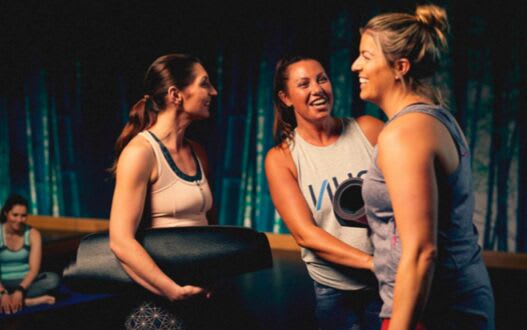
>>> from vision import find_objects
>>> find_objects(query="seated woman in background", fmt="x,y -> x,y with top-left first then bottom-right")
0,194 -> 60,314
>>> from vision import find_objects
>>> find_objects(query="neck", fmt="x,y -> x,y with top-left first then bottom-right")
149,107 -> 192,151
295,116 -> 340,146
379,90 -> 433,120
3,223 -> 23,235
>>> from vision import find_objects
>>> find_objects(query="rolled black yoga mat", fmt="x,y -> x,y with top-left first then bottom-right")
63,226 -> 273,293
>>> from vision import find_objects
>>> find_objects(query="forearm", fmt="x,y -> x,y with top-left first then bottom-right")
296,226 -> 373,270
18,269 -> 40,290
111,238 -> 177,297
389,252 -> 436,329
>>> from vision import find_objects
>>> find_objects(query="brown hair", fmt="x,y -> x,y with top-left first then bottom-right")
1,194 -> 28,223
361,4 -> 449,104
272,54 -> 322,146
111,53 -> 201,171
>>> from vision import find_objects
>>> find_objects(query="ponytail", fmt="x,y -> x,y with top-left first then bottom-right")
114,96 -> 159,156
109,53 -> 202,173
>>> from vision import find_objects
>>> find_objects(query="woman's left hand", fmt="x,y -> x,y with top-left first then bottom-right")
9,291 -> 24,313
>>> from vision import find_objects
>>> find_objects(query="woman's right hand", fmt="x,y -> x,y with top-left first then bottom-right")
168,284 -> 209,301
1,293 -> 13,314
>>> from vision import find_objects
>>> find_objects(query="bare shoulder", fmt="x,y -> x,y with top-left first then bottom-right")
116,135 -> 156,177
29,227 -> 41,241
378,113 -> 437,160
381,112 -> 439,142
265,143 -> 296,176
355,114 -> 384,127
265,143 -> 290,166
355,115 -> 385,146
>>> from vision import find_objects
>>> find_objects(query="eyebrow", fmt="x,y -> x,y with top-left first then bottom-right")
294,72 -> 326,82
293,77 -> 309,83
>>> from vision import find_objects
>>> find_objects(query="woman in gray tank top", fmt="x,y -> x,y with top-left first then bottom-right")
351,4 -> 494,330
265,54 -> 384,330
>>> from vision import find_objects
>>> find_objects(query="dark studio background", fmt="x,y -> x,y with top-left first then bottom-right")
0,0 -> 526,252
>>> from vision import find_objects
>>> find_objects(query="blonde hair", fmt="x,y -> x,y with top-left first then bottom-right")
362,4 -> 449,104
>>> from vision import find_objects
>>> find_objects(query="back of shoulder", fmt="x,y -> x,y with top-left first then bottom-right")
116,135 -> 156,176
354,115 -> 384,146
119,136 -> 156,165
378,113 -> 438,151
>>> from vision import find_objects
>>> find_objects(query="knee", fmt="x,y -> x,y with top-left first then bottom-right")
40,272 -> 61,290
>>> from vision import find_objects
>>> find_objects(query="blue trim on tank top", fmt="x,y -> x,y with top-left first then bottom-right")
0,224 -> 30,251
146,131 -> 202,182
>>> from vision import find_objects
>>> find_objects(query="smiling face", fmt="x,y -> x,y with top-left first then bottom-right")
279,59 -> 333,125
179,63 -> 218,119
4,204 -> 27,232
351,31 -> 398,107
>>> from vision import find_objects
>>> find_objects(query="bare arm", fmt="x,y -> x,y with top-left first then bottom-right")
20,228 -> 42,289
265,146 -> 373,270
3,228 -> 42,313
109,138 -> 205,301
355,115 -> 385,146
378,117 -> 439,329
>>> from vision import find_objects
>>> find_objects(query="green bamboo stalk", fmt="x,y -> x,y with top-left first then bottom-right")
24,84 -> 38,214
50,92 -> 64,216
0,97 -> 10,203
38,70 -> 51,215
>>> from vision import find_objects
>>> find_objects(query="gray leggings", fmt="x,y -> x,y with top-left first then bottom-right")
3,272 -> 60,298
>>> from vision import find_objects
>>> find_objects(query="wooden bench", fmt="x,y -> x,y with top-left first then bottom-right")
27,215 -> 527,271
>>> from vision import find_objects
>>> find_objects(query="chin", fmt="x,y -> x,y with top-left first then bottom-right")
195,112 -> 210,120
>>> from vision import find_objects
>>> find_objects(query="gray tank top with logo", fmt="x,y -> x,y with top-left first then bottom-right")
290,118 -> 377,291
363,104 -> 494,325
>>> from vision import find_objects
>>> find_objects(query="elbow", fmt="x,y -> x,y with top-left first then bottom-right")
294,234 -> 308,249
109,236 -> 128,260
291,230 -> 316,249
418,245 -> 437,268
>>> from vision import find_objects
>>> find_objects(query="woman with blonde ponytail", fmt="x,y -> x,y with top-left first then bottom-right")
108,53 -> 218,328
352,4 -> 494,330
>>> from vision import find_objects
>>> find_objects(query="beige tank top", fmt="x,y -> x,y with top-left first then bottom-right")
138,131 -> 212,228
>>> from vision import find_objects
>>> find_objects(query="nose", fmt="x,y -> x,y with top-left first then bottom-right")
210,85 -> 218,96
311,82 -> 324,94
351,57 -> 361,73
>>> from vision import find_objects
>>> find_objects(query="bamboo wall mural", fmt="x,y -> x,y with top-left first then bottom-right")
1,0 -> 525,252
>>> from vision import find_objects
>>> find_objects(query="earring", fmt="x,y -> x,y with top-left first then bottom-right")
395,75 -> 400,80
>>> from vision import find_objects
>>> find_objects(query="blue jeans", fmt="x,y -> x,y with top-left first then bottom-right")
314,281 -> 382,330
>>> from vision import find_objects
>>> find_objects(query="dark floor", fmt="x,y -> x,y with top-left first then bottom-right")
0,249 -> 317,330
1,234 -> 525,330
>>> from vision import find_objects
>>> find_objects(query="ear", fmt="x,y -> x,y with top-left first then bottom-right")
394,58 -> 411,80
167,86 -> 183,105
278,90 -> 292,107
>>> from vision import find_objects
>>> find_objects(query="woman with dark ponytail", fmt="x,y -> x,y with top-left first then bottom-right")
108,53 -> 218,329
266,55 -> 384,329
352,4 -> 494,329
